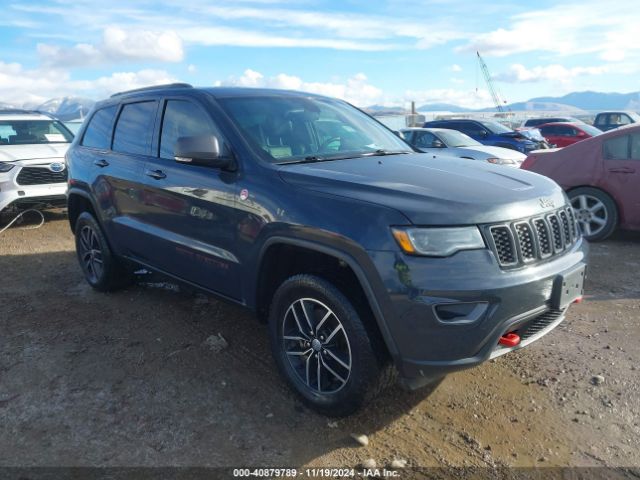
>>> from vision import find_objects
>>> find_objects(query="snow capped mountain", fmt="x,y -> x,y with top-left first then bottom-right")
35,96 -> 96,121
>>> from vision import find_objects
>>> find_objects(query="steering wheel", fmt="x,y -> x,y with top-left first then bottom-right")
319,137 -> 341,151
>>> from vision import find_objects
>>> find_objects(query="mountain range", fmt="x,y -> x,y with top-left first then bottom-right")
2,90 -> 640,120
414,90 -> 640,113
34,96 -> 95,121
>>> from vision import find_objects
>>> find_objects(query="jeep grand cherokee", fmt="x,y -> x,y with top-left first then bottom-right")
66,84 -> 588,416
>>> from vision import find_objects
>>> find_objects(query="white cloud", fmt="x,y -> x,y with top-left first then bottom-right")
217,70 -> 383,106
102,27 -> 183,62
187,64 -> 197,73
180,26 -> 396,51
495,63 -> 609,84
0,61 -> 177,105
460,2 -> 640,62
450,64 -> 462,72
38,27 -> 183,66
73,69 -> 179,97
188,5 -> 460,50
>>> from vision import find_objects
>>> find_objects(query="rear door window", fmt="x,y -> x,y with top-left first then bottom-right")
603,135 -> 629,160
112,101 -> 157,155
81,105 -> 117,149
540,125 -> 556,136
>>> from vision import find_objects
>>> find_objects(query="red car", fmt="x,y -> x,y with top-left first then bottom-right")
537,122 -> 602,148
521,124 -> 640,241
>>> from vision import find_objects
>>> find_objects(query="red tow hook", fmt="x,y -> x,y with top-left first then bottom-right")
499,332 -> 521,347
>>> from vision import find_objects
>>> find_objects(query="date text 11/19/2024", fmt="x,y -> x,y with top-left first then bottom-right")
233,468 -> 402,477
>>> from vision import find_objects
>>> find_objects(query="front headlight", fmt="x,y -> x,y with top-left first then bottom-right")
0,163 -> 15,173
391,226 -> 486,257
486,157 -> 515,165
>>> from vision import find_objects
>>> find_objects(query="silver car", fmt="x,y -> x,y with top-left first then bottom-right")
402,128 -> 526,167
0,110 -> 72,216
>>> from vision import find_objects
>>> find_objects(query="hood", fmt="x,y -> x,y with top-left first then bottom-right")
0,144 -> 69,163
279,154 -> 566,225
456,145 -> 527,161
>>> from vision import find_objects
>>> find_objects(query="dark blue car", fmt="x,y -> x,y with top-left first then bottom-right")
423,119 -> 539,153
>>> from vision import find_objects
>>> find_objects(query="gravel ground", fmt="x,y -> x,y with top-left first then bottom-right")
0,212 -> 638,474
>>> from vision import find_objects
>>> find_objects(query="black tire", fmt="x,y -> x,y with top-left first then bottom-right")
568,187 -> 618,241
268,274 -> 394,417
74,211 -> 133,291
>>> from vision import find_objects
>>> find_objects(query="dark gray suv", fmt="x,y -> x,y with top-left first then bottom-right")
66,84 -> 588,416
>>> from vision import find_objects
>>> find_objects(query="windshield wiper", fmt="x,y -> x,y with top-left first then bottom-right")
358,149 -> 413,157
276,150 -> 412,165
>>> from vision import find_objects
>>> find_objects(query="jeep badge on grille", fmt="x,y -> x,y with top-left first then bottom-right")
539,197 -> 555,209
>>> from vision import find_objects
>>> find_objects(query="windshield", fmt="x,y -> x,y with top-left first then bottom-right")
478,120 -> 512,134
217,95 -> 413,164
580,124 -> 603,136
436,129 -> 482,147
0,120 -> 73,145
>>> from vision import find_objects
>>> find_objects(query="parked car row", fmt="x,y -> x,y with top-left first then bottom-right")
401,127 -> 525,167
421,118 -> 547,153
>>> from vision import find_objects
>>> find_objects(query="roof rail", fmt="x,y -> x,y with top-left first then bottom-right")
0,108 -> 36,114
0,108 -> 64,121
110,83 -> 193,98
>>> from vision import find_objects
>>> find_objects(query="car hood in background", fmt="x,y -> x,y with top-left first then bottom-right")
279,153 -> 565,225
0,144 -> 69,163
455,145 -> 527,161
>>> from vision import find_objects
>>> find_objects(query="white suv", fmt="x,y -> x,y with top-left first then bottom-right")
0,110 -> 73,216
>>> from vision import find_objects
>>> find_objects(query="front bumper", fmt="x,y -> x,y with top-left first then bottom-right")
366,238 -> 588,388
0,164 -> 67,212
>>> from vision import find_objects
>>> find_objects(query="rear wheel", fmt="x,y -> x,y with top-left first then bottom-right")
568,187 -> 617,241
268,274 -> 394,416
74,212 -> 133,291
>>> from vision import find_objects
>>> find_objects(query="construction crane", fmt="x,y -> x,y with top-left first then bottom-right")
476,51 -> 509,113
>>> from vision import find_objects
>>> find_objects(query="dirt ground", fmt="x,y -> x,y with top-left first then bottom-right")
0,212 -> 638,474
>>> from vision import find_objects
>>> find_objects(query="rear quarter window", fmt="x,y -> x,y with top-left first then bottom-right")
81,106 -> 118,149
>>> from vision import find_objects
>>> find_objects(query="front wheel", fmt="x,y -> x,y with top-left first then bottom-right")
74,212 -> 133,291
268,274 -> 393,416
568,187 -> 618,241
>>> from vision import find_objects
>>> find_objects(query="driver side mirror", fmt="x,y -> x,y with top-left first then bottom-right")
432,139 -> 445,148
174,135 -> 235,170
478,130 -> 489,138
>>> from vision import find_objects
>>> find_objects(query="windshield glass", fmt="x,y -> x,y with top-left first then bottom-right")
0,120 -> 73,145
478,120 -> 512,134
580,124 -> 603,136
436,129 -> 482,147
217,95 -> 413,164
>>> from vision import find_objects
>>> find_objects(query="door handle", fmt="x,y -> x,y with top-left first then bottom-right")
145,169 -> 167,180
609,167 -> 635,174
94,159 -> 109,168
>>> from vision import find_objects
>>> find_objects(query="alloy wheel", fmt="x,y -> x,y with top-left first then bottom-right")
282,298 -> 352,394
571,194 -> 608,237
78,225 -> 104,283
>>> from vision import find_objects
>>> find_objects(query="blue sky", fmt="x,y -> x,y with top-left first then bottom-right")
0,0 -> 638,108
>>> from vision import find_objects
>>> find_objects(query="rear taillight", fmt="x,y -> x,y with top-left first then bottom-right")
520,156 -> 537,170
